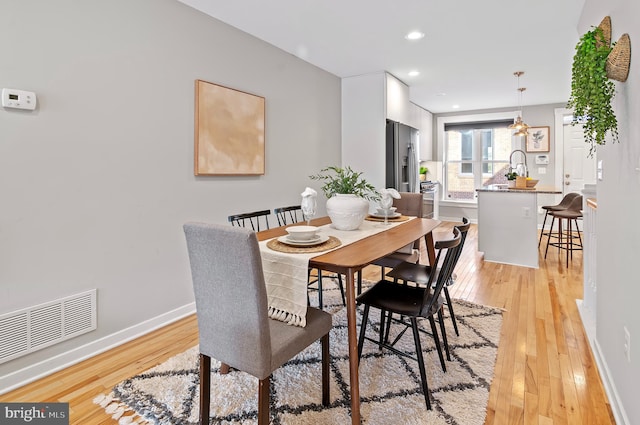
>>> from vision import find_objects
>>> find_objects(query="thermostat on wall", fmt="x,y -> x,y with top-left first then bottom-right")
2,88 -> 37,110
535,154 -> 549,165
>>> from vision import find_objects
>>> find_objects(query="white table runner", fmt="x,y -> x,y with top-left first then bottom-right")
259,218 -> 413,326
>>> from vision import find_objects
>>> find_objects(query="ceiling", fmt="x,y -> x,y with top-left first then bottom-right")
178,0 -> 585,114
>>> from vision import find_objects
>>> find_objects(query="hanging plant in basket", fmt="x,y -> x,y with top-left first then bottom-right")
567,19 -> 618,157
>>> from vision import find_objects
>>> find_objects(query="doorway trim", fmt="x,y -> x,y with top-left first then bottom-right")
554,107 -> 573,193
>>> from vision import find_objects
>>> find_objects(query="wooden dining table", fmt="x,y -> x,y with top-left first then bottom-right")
257,215 -> 441,424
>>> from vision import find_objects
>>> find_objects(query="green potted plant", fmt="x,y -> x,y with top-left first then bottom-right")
505,171 -> 518,180
419,166 -> 428,181
567,22 -> 618,156
505,171 -> 518,188
310,166 -> 379,200
310,166 -> 379,230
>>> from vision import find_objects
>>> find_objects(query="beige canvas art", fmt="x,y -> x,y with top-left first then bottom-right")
195,80 -> 265,175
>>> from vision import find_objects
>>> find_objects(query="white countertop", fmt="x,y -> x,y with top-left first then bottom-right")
476,184 -> 561,194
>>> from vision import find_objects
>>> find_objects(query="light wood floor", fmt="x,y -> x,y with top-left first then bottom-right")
0,222 -> 615,424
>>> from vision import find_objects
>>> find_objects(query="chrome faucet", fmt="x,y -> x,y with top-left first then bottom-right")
509,149 -> 529,177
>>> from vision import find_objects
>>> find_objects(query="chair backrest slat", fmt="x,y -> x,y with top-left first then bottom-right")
273,205 -> 303,226
419,228 -> 461,314
451,217 -> 470,272
228,209 -> 271,231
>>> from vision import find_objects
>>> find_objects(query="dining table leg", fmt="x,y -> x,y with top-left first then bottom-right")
345,268 -> 361,424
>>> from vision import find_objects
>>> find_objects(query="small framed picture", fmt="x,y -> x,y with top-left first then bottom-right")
526,126 -> 550,152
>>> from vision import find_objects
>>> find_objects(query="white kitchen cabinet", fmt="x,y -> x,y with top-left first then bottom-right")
408,102 -> 432,161
385,73 -> 410,124
477,185 -> 561,268
419,106 -> 433,161
408,101 -> 421,130
477,188 -> 539,268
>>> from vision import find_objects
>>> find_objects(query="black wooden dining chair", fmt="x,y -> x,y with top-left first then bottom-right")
273,205 -> 346,308
356,227 -> 462,411
274,205 -> 305,226
387,217 -> 470,337
228,210 -> 271,231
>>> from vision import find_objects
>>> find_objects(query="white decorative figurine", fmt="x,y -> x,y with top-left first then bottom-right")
377,188 -> 401,224
301,187 -> 317,226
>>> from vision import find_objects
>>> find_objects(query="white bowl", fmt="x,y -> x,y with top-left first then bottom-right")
376,207 -> 397,215
285,225 -> 319,241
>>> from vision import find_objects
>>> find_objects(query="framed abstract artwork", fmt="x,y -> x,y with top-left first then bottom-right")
194,80 -> 265,175
525,126 -> 550,152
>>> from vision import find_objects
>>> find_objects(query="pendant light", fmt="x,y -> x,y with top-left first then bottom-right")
508,71 -> 529,136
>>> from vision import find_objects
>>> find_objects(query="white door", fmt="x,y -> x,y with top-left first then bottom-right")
563,123 -> 596,194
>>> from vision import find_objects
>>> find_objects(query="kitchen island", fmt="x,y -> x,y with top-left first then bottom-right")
476,184 -> 562,268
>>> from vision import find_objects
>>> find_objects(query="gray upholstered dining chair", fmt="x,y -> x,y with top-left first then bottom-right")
183,222 -> 332,425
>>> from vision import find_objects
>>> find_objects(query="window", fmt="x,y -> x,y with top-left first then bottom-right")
443,119 -> 514,201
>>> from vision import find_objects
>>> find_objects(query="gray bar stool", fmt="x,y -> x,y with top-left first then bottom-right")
544,195 -> 583,266
538,192 -> 580,247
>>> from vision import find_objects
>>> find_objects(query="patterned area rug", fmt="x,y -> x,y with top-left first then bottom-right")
95,280 -> 503,424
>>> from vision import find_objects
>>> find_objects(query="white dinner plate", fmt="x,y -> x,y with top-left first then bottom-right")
277,234 -> 329,247
369,212 -> 402,219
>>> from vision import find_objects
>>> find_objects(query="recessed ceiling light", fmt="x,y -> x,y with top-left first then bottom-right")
452,104 -> 460,109
408,70 -> 420,77
405,31 -> 425,40
436,93 -> 447,97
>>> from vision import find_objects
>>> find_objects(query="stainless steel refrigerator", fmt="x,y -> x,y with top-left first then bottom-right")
385,119 -> 419,193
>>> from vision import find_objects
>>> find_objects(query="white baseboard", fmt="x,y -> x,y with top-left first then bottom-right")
438,215 -> 478,224
0,302 -> 196,395
587,327 -> 630,424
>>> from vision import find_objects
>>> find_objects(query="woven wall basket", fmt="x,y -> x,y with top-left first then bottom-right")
607,33 -> 631,82
597,16 -> 612,48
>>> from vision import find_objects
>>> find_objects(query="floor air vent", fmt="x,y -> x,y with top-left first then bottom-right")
0,289 -> 97,364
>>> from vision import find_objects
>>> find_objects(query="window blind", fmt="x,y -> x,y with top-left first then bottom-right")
444,119 -> 513,132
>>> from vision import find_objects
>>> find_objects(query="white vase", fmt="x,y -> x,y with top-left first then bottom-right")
326,194 -> 369,230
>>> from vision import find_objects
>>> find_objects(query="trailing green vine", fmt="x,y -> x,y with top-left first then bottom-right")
567,25 -> 618,156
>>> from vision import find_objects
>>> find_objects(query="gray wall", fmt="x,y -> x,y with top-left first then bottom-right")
0,0 -> 341,389
580,0 -> 639,423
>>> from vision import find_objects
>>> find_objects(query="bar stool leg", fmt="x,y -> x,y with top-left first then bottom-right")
558,218 -> 563,262
566,218 -> 571,267
544,216 -> 555,259
538,210 -> 549,247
